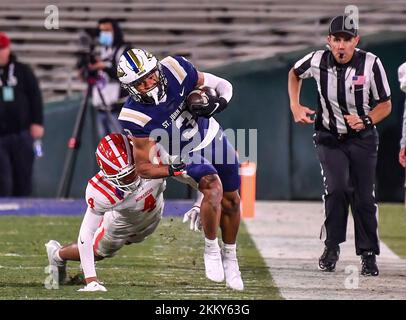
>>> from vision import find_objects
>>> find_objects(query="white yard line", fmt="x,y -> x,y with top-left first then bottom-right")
244,201 -> 406,300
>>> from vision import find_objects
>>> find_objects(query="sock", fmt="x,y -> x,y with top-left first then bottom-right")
54,249 -> 64,262
223,243 -> 237,258
205,237 -> 220,253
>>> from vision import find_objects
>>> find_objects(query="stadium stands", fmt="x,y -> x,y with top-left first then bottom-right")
1,0 -> 405,102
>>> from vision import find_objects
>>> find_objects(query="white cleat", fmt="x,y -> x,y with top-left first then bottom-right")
45,240 -> 67,284
78,281 -> 107,292
204,250 -> 225,283
222,254 -> 244,291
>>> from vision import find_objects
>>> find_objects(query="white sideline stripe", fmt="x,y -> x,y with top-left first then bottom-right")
0,265 -> 166,270
244,201 -> 406,300
0,203 -> 20,210
161,56 -> 186,84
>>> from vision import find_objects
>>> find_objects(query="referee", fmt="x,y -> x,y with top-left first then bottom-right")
288,15 -> 391,276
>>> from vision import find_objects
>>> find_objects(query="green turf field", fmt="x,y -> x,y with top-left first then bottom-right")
0,216 -> 281,300
379,204 -> 406,258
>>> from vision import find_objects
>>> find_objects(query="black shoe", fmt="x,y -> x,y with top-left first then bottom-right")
361,251 -> 379,276
318,246 -> 340,272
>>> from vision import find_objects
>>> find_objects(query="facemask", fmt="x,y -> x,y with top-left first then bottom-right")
99,31 -> 113,46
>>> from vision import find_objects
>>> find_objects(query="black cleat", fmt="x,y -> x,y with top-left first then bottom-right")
361,251 -> 379,276
318,246 -> 340,272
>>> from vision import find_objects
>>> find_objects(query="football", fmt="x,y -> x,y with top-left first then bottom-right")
186,86 -> 217,113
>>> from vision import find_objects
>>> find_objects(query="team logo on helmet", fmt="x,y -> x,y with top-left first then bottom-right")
117,66 -> 127,79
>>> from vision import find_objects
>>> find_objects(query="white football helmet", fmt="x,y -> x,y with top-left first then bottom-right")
117,48 -> 167,104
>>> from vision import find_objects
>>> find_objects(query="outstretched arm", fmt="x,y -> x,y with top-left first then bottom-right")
77,208 -> 103,284
130,136 -> 185,178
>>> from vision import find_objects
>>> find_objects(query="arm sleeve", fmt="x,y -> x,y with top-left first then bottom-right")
293,51 -> 315,79
77,207 -> 104,279
370,57 -> 391,103
202,72 -> 233,103
401,100 -> 406,148
24,65 -> 44,125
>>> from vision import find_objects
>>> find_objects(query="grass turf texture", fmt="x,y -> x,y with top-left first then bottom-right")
379,204 -> 406,258
0,216 -> 281,300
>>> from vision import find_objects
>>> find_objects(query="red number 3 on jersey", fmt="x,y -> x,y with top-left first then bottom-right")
143,194 -> 156,212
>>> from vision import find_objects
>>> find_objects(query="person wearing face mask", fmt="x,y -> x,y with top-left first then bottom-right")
0,32 -> 44,197
84,18 -> 130,140
288,15 -> 391,276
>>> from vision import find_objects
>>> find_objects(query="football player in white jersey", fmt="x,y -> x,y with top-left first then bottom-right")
45,133 -> 201,292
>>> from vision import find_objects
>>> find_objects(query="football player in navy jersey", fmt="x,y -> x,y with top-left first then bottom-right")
116,49 -> 243,291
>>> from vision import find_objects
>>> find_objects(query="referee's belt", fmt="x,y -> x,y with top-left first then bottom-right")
318,126 -> 373,141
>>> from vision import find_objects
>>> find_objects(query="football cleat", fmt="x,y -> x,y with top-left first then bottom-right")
45,240 -> 68,284
318,246 -> 340,272
78,281 -> 107,292
360,251 -> 379,276
222,249 -> 244,291
204,248 -> 224,283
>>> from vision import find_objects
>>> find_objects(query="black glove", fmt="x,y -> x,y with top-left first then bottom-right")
189,95 -> 228,118
168,161 -> 186,177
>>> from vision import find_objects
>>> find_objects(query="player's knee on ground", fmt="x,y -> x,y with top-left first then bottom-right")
199,175 -> 223,208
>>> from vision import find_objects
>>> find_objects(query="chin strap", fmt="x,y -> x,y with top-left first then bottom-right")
146,87 -> 160,105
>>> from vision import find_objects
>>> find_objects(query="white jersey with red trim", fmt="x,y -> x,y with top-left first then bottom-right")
85,171 -> 165,217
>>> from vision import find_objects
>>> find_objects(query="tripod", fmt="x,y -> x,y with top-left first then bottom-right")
57,79 -> 122,198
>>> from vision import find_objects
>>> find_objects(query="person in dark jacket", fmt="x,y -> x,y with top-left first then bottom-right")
81,18 -> 130,139
0,32 -> 44,196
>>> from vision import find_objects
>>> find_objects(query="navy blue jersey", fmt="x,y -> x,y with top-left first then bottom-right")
118,56 -> 220,155
118,56 -> 240,192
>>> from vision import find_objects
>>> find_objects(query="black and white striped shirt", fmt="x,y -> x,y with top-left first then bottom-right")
293,49 -> 391,134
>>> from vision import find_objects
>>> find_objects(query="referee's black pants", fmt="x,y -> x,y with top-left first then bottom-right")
313,127 -> 380,256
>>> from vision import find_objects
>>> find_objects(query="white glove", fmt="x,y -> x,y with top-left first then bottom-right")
78,281 -> 107,292
182,206 -> 202,232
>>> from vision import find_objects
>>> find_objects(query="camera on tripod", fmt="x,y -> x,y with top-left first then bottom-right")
76,29 -> 99,83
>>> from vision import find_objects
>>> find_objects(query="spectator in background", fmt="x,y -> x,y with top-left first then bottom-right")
397,62 -> 406,168
79,18 -> 130,139
0,32 -> 44,196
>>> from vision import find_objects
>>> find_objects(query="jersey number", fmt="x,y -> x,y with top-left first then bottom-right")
175,110 -> 198,140
143,194 -> 156,212
87,197 -> 95,209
